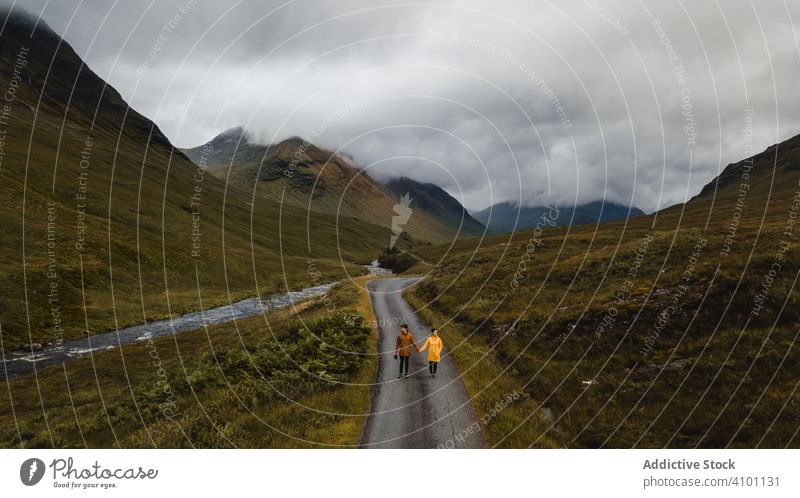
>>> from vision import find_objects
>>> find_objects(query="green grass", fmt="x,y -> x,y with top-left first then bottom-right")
405,290 -> 565,448
0,277 -> 381,448
399,139 -> 800,448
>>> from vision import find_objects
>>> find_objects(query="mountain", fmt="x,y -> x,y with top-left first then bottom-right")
472,200 -> 645,234
182,128 -> 482,244
382,177 -> 485,237
0,8 -> 390,349
668,132 -> 800,227
0,8 -> 174,150
401,131 -> 800,448
182,126 -> 266,172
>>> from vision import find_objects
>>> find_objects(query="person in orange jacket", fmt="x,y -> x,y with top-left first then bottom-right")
418,328 -> 443,378
394,324 -> 419,378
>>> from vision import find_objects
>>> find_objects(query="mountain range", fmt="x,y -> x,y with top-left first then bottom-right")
472,200 -> 645,234
181,127 -> 485,244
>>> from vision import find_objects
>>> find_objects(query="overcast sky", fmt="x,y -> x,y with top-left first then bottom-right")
5,0 -> 800,211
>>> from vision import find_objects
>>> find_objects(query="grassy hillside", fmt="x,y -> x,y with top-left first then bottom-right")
0,11 -> 390,350
403,133 -> 800,448
0,278 -> 381,448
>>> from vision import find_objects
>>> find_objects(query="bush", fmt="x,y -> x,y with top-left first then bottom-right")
186,312 -> 371,400
378,247 -> 418,273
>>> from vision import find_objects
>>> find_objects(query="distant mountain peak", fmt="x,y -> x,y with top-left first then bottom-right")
382,176 -> 485,237
280,135 -> 308,147
203,125 -> 249,149
473,199 -> 644,234
197,128 -> 324,156
218,125 -> 245,138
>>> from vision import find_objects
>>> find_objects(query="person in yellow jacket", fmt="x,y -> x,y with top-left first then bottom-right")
417,328 -> 443,378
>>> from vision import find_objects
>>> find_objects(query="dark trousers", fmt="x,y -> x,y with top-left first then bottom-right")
429,361 -> 438,374
399,355 -> 410,374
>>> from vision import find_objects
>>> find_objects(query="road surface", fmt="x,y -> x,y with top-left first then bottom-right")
361,277 -> 484,448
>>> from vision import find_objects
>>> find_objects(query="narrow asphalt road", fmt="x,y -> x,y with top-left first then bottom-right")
361,277 -> 485,448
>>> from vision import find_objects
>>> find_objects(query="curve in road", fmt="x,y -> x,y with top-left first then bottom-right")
361,277 -> 485,449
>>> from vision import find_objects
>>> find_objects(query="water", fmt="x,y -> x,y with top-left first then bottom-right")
2,262 -> 394,380
0,283 -> 336,380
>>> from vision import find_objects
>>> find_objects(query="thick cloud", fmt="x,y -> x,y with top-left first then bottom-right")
5,0 -> 800,212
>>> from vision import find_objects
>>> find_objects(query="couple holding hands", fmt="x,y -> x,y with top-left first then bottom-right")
394,324 -> 443,378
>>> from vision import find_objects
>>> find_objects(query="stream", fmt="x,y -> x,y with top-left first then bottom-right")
1,262 -> 390,380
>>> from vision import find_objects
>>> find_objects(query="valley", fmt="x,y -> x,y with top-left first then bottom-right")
1,5 -> 798,452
